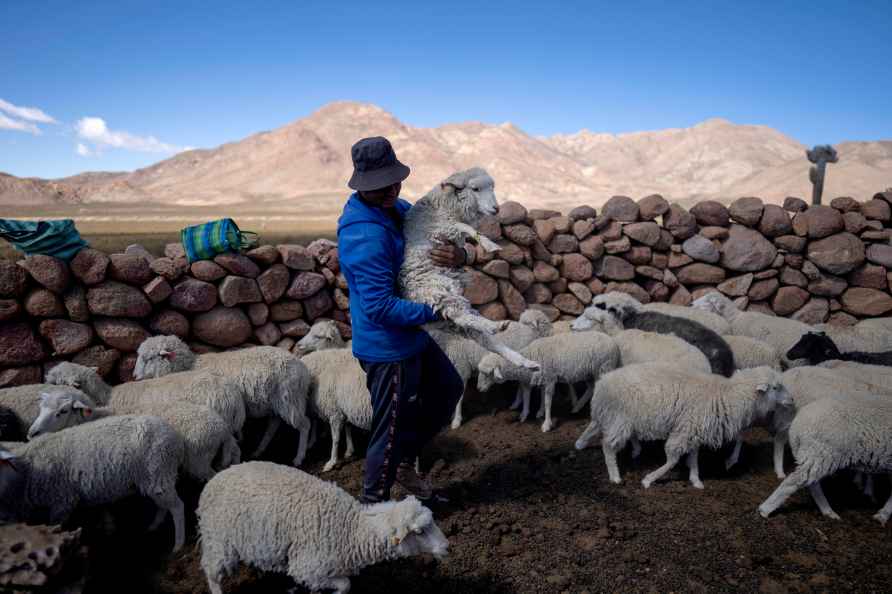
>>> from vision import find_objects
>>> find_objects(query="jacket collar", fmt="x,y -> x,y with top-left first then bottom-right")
338,192 -> 411,233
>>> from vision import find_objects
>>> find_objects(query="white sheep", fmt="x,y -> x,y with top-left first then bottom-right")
134,336 -> 312,466
612,329 -> 712,373
477,331 -> 620,432
29,385 -> 241,479
575,363 -> 791,489
643,301 -> 732,335
817,359 -> 892,386
429,309 -> 553,429
758,394 -> 892,524
294,319 -> 347,354
692,292 -> 812,366
197,461 -> 448,594
0,384 -> 84,440
813,321 -> 892,353
399,167 -> 539,370
46,361 -> 245,437
0,413 -> 186,551
723,335 -> 783,370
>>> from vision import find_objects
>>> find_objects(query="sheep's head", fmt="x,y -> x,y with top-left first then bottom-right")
749,368 -> 793,416
518,309 -> 553,337
476,355 -> 506,392
785,331 -> 839,364
691,292 -> 733,318
296,320 -> 345,354
364,496 -> 448,560
439,167 -> 498,223
45,362 -> 103,396
575,292 -> 639,330
28,388 -> 96,440
135,335 -> 194,380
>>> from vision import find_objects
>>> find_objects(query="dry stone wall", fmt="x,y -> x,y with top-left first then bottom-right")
1,189 -> 892,388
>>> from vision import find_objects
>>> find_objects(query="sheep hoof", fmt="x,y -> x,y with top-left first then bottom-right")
610,477 -> 622,485
758,507 -> 772,519
541,421 -> 553,433
872,513 -> 888,526
322,461 -> 337,473
574,440 -> 586,450
641,479 -> 652,489
691,480 -> 705,490
450,418 -> 462,430
536,409 -> 545,419
776,472 -> 787,480
518,413 -> 529,423
824,511 -> 841,521
724,459 -> 737,471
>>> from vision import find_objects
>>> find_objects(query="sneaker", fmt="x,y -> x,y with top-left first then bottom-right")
396,462 -> 433,500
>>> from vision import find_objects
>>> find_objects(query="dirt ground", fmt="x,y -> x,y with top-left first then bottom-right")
68,383 -> 891,593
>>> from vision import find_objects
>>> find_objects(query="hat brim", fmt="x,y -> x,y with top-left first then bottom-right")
348,161 -> 411,191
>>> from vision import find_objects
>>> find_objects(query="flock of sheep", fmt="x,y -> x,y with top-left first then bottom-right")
2,168 -> 892,593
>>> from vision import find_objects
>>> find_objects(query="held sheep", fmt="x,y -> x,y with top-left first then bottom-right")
0,414 -> 186,552
574,292 -> 735,377
787,331 -> 892,367
134,336 -> 312,466
46,361 -> 245,437
399,167 -> 539,370
759,395 -> 892,524
575,363 -> 791,489
197,461 -> 448,594
28,387 -> 241,480
691,292 -> 812,366
477,331 -> 620,432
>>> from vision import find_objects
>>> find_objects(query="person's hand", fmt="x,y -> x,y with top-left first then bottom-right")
429,242 -> 467,268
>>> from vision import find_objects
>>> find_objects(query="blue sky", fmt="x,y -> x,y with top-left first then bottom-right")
3,0 -> 891,179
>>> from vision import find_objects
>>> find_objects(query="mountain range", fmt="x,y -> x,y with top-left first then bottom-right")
2,101 -> 891,214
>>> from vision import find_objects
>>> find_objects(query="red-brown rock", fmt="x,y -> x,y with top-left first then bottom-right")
0,322 -> 45,365
728,197 -> 764,227
72,345 -> 120,377
482,260 -> 510,279
830,196 -> 859,212
191,260 -> 227,282
193,306 -> 253,347
287,272 -> 326,300
149,310 -> 190,338
70,248 -> 109,286
219,276 -> 262,307
246,245 -> 281,265
682,235 -> 720,263
94,318 -> 150,352
717,273 -> 754,297
578,236 -> 604,261
569,205 -> 597,221
548,278 -> 568,295
88,281 -> 154,317
794,205 -> 844,239
108,254 -> 153,285
164,243 -> 186,260
806,232 -> 865,275
169,279 -> 217,313
843,211 -> 868,234
676,263 -> 726,285
333,288 -> 350,310
594,256 -> 635,281
553,293 -> 584,315
533,219 -> 556,244
498,201 -> 528,225
669,285 -> 692,306
149,256 -> 189,281
720,225 -> 778,272
861,199 -> 891,222
774,235 -> 806,253
780,267 -> 808,288
808,274 -> 848,297
278,245 -> 315,270
270,300 -> 304,322
568,282 -> 593,304
18,255 -> 69,293
0,366 -> 42,388
0,260 -> 28,297
599,221 -> 623,242
464,270 -> 499,304
24,288 -> 65,317
550,216 -> 572,234
842,287 -> 892,316
849,264 -> 887,289
478,301 -> 508,321
700,226 -> 729,240
606,282 -> 651,304
791,298 -> 830,325
509,266 -> 535,293
866,244 -> 892,268
604,236 -> 631,254
572,219 -> 595,241
561,254 -> 593,282
496,241 -> 525,265
214,253 -> 261,278
533,261 -> 560,283
0,299 -> 19,322
623,246 -> 652,266
280,319 -> 311,338
690,201 -> 730,227
499,280 -> 526,320
143,277 -> 172,303
623,222 -> 661,246
524,283 -> 552,304
254,322 -> 282,346
827,312 -> 858,326
758,205 -> 792,237
663,205 -> 698,240
771,286 -> 809,315
783,197 -> 808,212
637,194 -> 669,220
527,304 -> 561,322
602,195 -> 639,222
503,224 -> 537,246
635,266 -> 664,281
247,302 -> 270,326
668,252 -> 694,269
548,234 -> 578,254
303,291 -> 334,321
477,215 -> 502,240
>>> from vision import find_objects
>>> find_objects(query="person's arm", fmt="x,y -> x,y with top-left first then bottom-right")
339,223 -> 438,327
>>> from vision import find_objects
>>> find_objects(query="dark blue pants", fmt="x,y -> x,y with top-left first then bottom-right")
358,337 -> 463,502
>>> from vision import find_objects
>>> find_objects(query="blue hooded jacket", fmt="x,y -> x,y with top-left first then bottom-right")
337,193 -> 438,362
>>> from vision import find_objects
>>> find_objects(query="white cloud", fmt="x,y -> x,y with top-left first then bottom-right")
75,142 -> 93,157
0,98 -> 57,124
75,116 -> 189,154
0,113 -> 41,135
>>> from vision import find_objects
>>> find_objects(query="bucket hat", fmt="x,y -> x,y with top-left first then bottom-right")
347,136 -> 411,191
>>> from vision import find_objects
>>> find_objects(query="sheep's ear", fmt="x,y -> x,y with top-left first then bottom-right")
441,171 -> 468,193
72,400 -> 93,417
88,366 -> 100,374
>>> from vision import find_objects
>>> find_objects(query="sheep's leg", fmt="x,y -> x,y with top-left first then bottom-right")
451,388 -> 465,430
725,437 -> 743,471
322,417 -> 343,472
630,436 -> 642,459
509,386 -> 523,410
309,576 -> 351,594
453,312 -> 508,336
540,383 -> 555,433
482,335 -> 541,370
344,425 -> 355,459
687,449 -> 704,489
568,384 -> 579,411
641,449 -> 683,489
453,222 -> 501,252
148,507 -> 167,532
150,494 -> 185,552
773,433 -> 787,479
575,420 -> 600,450
252,416 -> 282,458
759,467 -> 810,518
518,384 -> 532,423
808,481 -> 841,520
571,381 -> 595,414
292,416 -> 311,467
873,483 -> 892,526
864,474 -> 876,502
206,577 -> 224,594
307,419 -> 317,449
602,441 -> 623,484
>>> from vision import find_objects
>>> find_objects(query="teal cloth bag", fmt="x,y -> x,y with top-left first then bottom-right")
0,218 -> 88,261
180,218 -> 259,263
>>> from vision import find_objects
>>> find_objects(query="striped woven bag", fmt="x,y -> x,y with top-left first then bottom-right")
180,218 -> 259,263
0,218 -> 88,261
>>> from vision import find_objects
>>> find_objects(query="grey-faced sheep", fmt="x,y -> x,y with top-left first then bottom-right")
575,292 -> 735,377
46,361 -> 245,437
0,414 -> 186,551
759,395 -> 892,524
295,319 -> 347,354
399,167 -> 539,370
477,331 -> 620,432
197,461 -> 448,594
575,363 -> 791,489
30,384 -> 241,476
787,331 -> 892,367
0,384 -> 93,441
691,291 -> 813,366
134,335 -> 312,466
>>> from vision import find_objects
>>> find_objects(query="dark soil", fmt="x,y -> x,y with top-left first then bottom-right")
74,384 -> 891,593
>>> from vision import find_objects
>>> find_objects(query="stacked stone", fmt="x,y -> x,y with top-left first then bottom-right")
1,189 -> 891,388
0,239 -> 348,388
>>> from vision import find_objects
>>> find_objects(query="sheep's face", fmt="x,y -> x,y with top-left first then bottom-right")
441,167 -> 498,223
296,321 -> 343,354
754,377 -> 793,416
383,497 -> 449,560
476,358 -> 505,391
135,336 -> 188,380
519,310 -> 552,337
691,292 -> 730,317
45,363 -> 94,392
28,389 -> 94,440
785,331 -> 838,364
